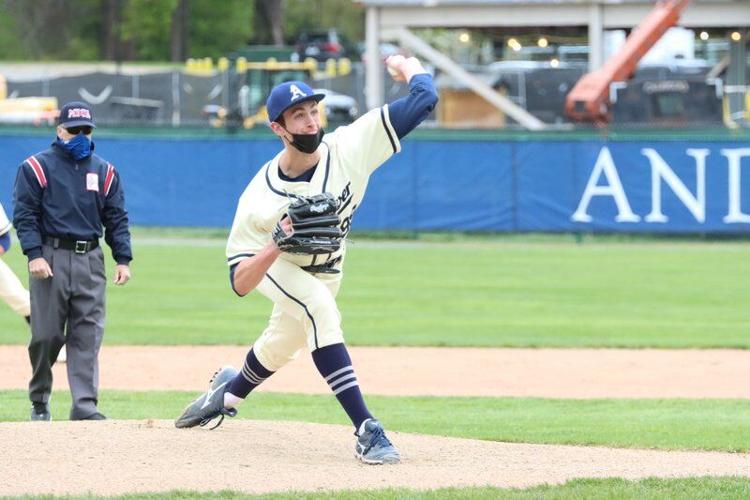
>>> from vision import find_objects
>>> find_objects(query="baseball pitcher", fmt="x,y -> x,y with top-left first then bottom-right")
0,202 -> 31,320
176,55 -> 437,464
1,201 -> 66,363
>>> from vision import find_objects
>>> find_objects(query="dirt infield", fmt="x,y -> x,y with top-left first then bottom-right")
2,345 -> 750,398
2,345 -> 750,495
1,420 -> 749,496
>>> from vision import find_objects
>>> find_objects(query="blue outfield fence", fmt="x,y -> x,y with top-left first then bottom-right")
1,133 -> 749,233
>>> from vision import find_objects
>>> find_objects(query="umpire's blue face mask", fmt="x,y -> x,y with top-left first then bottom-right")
56,132 -> 93,161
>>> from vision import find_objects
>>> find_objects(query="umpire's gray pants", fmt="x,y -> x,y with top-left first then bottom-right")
29,244 -> 106,419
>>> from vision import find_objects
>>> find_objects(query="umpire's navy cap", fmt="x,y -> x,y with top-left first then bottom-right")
58,101 -> 96,128
266,81 -> 325,123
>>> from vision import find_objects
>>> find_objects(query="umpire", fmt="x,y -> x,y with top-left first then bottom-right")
13,101 -> 132,421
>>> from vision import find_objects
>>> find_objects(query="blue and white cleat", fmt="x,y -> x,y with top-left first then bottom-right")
355,418 -> 401,464
175,365 -> 238,429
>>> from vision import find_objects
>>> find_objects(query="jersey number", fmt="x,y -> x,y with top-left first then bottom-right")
340,204 -> 358,237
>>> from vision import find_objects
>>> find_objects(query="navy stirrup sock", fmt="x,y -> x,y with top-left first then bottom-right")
312,343 -> 373,430
227,348 -> 274,398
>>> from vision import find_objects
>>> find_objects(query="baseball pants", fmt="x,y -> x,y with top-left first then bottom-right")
29,245 -> 106,419
0,257 -> 30,317
253,257 -> 343,372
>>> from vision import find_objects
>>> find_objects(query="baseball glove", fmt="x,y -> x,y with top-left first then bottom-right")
272,192 -> 342,254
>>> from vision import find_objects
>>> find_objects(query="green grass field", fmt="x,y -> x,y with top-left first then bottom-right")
94,477 -> 750,499
1,233 -> 748,347
3,390 -> 749,452
11,477 -> 750,500
2,233 -> 749,498
10,478 -> 750,499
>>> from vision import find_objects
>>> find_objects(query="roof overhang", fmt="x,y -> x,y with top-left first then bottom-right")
361,0 -> 750,29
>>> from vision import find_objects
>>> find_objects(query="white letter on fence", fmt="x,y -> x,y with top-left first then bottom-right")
642,148 -> 707,223
721,148 -> 750,223
572,147 -> 640,223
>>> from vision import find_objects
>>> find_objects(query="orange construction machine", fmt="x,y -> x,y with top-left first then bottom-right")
565,0 -> 691,123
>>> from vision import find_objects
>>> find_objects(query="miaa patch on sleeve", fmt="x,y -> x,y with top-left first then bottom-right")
86,173 -> 99,192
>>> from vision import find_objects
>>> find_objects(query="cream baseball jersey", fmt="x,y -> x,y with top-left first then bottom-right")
226,105 -> 401,269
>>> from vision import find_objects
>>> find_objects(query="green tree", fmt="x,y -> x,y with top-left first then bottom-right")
188,0 -> 254,59
0,3 -> 24,60
0,0 -> 100,61
104,0 -> 254,62
284,0 -> 364,43
120,0 -> 176,61
120,0 -> 256,61
0,0 -> 365,63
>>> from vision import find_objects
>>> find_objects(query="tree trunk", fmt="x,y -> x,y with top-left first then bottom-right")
101,0 -> 121,60
265,0 -> 284,46
170,0 -> 189,62
254,0 -> 284,45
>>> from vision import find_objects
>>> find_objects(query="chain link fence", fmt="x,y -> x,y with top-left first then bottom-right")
2,63 -> 368,129
0,60 -> 745,131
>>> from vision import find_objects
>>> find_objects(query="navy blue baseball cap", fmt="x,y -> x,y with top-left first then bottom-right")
58,101 -> 96,128
266,81 -> 325,123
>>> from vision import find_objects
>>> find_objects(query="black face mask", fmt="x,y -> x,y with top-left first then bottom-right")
284,127 -> 325,154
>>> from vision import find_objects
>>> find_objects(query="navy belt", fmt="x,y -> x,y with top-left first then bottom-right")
43,236 -> 99,254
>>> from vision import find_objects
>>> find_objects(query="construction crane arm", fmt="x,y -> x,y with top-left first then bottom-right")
565,0 -> 691,123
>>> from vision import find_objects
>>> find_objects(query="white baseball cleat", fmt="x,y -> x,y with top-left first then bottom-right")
175,366 -> 239,429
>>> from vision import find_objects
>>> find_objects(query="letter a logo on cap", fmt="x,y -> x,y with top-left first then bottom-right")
289,84 -> 307,101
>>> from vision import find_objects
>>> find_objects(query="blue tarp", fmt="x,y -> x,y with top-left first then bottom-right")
1,134 -> 748,233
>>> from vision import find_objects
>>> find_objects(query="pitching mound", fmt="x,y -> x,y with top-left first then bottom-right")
1,420 -> 749,496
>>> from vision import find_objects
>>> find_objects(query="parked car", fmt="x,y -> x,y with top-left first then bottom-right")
313,88 -> 358,123
293,29 -> 356,61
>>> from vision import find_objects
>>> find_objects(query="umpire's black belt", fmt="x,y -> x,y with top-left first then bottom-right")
43,236 -> 99,254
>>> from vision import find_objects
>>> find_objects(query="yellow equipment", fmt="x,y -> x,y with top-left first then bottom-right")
190,57 -> 351,129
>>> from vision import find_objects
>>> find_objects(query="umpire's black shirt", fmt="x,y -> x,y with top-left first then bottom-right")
13,141 -> 132,264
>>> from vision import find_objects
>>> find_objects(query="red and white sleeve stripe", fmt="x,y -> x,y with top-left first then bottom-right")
25,156 -> 47,188
103,163 -> 116,196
